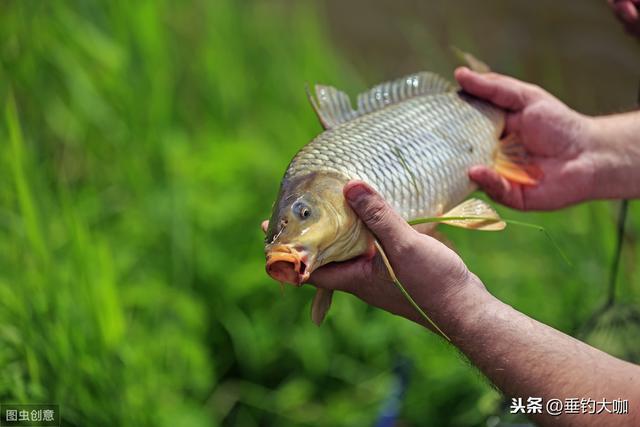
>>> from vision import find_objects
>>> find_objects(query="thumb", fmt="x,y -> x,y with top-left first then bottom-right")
454,67 -> 540,111
344,181 -> 415,248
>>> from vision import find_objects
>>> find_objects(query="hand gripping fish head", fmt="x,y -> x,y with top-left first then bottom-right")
264,172 -> 372,286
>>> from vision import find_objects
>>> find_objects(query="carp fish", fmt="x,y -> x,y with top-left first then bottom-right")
264,59 -> 537,325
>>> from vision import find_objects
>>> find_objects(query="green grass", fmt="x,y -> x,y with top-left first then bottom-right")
0,1 -> 638,426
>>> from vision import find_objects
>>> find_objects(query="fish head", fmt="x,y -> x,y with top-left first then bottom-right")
265,172 -> 371,286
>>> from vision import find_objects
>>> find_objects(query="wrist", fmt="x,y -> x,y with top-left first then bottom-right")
585,114 -> 640,200
418,272 -> 499,338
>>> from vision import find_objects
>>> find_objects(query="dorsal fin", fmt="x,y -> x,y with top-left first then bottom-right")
356,72 -> 455,115
306,84 -> 357,129
451,47 -> 491,74
306,72 -> 455,129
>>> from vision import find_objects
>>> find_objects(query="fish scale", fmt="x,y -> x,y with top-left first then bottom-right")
285,91 -> 502,220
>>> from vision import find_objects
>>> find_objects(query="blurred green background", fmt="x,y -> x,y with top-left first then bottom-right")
0,0 -> 638,426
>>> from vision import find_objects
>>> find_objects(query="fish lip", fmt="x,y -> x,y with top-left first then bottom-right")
265,244 -> 314,286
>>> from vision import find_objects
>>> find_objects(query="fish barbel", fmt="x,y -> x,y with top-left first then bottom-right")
265,66 -> 537,324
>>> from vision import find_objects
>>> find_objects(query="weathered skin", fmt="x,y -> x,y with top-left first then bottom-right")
265,74 -> 505,285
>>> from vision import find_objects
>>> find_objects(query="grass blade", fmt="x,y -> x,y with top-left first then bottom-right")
374,241 -> 451,341
409,215 -> 571,266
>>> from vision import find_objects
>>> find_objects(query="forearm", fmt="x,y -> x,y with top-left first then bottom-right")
587,112 -> 640,200
424,277 -> 640,426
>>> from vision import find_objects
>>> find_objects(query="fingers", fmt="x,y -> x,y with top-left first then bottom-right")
261,220 -> 268,234
621,2 -> 639,21
454,67 -> 540,111
305,257 -> 368,292
343,181 -> 416,249
612,0 -> 639,21
609,0 -> 640,38
469,166 -> 526,210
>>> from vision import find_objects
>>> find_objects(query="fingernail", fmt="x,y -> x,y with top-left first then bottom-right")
468,165 -> 482,175
456,66 -> 470,76
345,183 -> 372,202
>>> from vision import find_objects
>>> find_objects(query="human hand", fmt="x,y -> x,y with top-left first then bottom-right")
608,0 -> 640,38
263,181 -> 486,329
455,67 -> 597,211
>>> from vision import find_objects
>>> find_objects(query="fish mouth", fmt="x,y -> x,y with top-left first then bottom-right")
265,244 -> 313,286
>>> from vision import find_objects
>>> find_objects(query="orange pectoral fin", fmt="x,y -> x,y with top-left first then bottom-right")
494,133 -> 541,186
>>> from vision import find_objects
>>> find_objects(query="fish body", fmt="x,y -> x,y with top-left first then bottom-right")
284,91 -> 503,221
264,70 -> 535,324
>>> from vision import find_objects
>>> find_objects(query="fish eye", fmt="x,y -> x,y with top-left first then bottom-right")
292,201 -> 312,220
